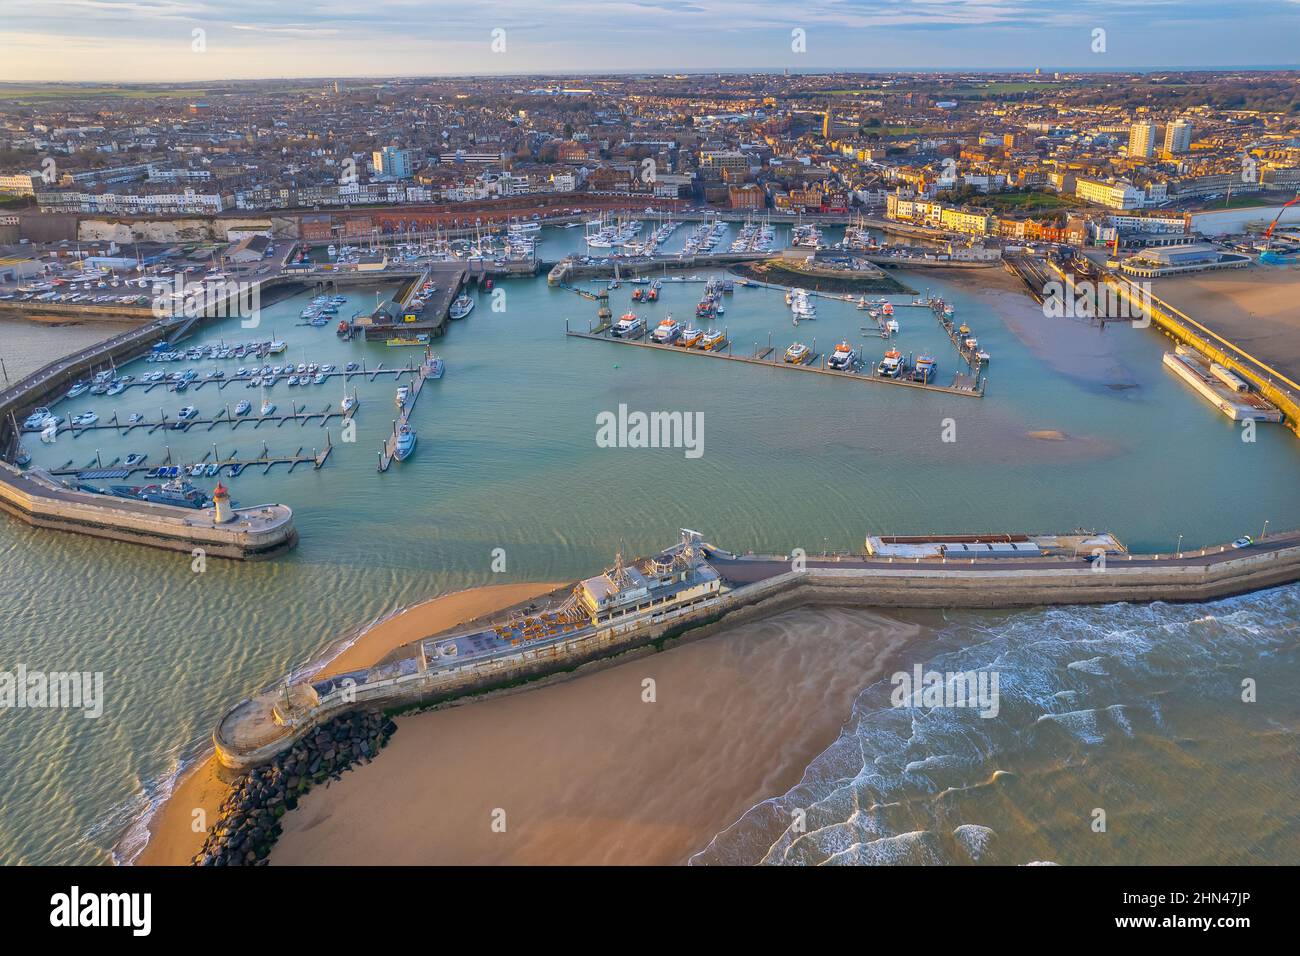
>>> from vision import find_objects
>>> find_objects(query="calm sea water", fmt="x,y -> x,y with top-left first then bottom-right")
1,224 -> 1298,864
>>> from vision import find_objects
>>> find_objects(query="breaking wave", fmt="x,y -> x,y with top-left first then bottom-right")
691,585 -> 1300,865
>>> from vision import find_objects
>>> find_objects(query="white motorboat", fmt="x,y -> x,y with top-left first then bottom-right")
651,316 -> 681,343
393,423 -> 417,461
449,295 -> 475,319
827,342 -> 860,371
612,312 -> 644,338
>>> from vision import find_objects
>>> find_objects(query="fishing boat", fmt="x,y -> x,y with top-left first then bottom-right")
678,325 -> 704,348
393,423 -> 417,462
234,400 -> 252,416
109,477 -> 209,509
784,342 -> 810,364
877,348 -> 904,378
651,316 -> 681,344
612,312 -> 644,338
827,341 -> 860,371
698,328 -> 726,351
449,294 -> 475,319
911,354 -> 938,383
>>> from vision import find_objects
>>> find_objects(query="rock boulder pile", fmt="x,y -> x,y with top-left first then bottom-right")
193,709 -> 396,865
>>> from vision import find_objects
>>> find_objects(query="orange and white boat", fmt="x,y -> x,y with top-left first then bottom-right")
698,328 -> 726,351
877,348 -> 904,378
651,316 -> 681,343
678,325 -> 704,348
827,341 -> 860,370
612,311 -> 644,338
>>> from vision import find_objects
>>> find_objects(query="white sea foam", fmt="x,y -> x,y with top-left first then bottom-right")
952,823 -> 997,861
1067,656 -> 1109,676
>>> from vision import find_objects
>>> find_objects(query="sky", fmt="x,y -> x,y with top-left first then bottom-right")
1,0 -> 1299,83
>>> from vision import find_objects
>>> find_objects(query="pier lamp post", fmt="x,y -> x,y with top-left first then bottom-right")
1176,534 -> 1183,559
1261,520 -> 1270,540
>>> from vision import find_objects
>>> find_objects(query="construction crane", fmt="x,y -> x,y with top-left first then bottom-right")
1259,193 -> 1300,264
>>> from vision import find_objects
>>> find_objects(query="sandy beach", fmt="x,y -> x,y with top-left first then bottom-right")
271,605 -> 922,866
1155,268 -> 1300,387
133,581 -> 561,866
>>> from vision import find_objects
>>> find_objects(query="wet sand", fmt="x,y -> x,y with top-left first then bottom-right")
133,581 -> 561,866
980,269 -> 1139,389
272,605 -> 922,866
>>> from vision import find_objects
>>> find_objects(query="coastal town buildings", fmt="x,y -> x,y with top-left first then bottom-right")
0,70 -> 1298,254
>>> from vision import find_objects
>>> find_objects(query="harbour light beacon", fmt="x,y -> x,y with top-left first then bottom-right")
211,482 -> 233,524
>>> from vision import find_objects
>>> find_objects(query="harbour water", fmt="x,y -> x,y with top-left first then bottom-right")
2,225 -> 1299,864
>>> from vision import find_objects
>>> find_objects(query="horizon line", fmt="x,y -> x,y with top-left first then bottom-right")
4,65 -> 1300,86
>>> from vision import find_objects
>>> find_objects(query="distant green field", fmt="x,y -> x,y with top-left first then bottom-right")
827,80 -> 1066,99
876,125 -> 947,136
1197,194 -> 1287,211
982,191 -> 1083,212
953,81 -> 1067,95
0,85 -> 208,102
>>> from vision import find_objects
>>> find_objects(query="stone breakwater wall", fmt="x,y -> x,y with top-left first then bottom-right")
0,463 -> 296,559
194,710 -> 396,865
213,589 -> 753,773
792,548 -> 1300,607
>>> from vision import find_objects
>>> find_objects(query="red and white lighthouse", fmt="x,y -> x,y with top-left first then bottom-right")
212,481 -> 233,524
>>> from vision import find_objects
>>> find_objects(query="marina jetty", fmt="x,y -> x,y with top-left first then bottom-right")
211,526 -> 1300,771
0,461 -> 296,559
